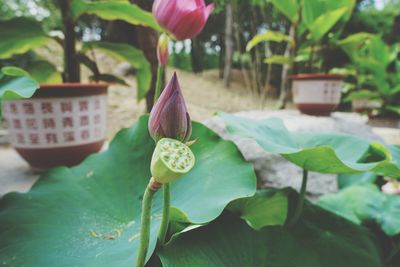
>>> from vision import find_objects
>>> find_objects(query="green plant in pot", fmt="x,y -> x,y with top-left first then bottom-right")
247,0 -> 356,115
337,33 -> 400,127
0,0 -> 160,171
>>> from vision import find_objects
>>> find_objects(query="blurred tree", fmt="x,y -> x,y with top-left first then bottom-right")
343,0 -> 399,42
103,1 -> 160,111
191,38 -> 204,73
0,0 -> 60,30
131,0 -> 160,112
223,0 -> 234,87
0,0 -> 60,69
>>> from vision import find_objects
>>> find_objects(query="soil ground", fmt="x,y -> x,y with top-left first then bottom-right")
34,44 -> 284,139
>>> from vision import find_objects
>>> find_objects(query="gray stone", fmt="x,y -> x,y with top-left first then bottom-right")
205,110 -> 384,199
0,129 -> 8,145
0,142 -> 109,197
0,146 -> 39,197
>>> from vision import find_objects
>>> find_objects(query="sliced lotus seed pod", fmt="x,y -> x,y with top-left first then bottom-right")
151,138 -> 196,184
162,144 -> 169,150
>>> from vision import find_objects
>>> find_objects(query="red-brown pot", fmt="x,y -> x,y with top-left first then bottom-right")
352,98 -> 381,113
368,114 -> 400,128
292,74 -> 343,116
2,83 -> 108,172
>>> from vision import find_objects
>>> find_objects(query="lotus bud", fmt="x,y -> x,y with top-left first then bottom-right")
151,138 -> 195,184
157,33 -> 170,67
149,73 -> 192,142
152,0 -> 215,41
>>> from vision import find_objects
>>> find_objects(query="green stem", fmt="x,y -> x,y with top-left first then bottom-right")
154,65 -> 165,103
158,183 -> 170,245
288,169 -> 308,227
135,181 -> 158,267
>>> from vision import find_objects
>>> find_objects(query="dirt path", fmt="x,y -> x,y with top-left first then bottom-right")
36,45 -> 279,139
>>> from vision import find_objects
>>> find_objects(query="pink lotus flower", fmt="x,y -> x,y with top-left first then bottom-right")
149,73 -> 192,142
153,0 -> 215,41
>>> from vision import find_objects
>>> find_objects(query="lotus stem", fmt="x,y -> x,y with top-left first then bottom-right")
288,169 -> 308,227
135,178 -> 160,267
158,183 -> 171,245
154,65 -> 165,103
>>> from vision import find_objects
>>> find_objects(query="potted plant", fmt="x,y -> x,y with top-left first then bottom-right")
0,0 -> 159,171
247,0 -> 356,115
337,33 -> 400,127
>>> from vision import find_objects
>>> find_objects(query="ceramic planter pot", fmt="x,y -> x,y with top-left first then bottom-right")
2,83 -> 108,172
352,98 -> 381,113
292,74 -> 343,115
368,115 -> 400,128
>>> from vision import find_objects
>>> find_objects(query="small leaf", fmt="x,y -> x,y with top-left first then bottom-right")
302,0 -> 356,40
0,67 -> 38,101
387,106 -> 400,115
306,7 -> 349,41
269,0 -> 299,23
246,31 -> 293,51
77,52 -> 100,77
228,189 -> 289,230
389,85 -> 400,96
264,55 -> 291,65
72,0 -> 161,31
26,61 -> 62,84
345,90 -> 381,101
82,42 -> 151,101
89,74 -> 129,86
0,17 -> 50,59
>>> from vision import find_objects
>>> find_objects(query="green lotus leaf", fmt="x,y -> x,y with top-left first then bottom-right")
0,116 -> 256,267
227,189 -> 289,230
159,202 -> 383,267
0,67 -> 38,102
218,112 -> 400,178
318,184 -> 400,236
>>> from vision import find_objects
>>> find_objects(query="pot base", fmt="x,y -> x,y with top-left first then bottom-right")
368,116 -> 400,128
296,103 -> 338,116
15,140 -> 105,172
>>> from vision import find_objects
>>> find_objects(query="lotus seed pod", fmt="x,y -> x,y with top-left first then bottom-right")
151,138 -> 195,184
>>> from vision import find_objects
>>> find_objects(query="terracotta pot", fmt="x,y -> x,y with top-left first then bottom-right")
292,74 -> 343,115
368,115 -> 400,128
352,98 -> 381,113
2,83 -> 108,172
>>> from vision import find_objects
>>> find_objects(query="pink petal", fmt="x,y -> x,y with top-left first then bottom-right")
176,0 -> 206,11
205,3 -> 215,18
171,7 -> 207,40
153,0 -> 178,30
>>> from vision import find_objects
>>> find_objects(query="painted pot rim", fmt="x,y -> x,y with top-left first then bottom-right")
39,83 -> 109,90
291,73 -> 344,81
32,83 -> 109,98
